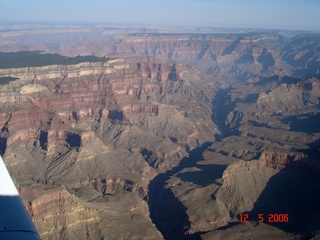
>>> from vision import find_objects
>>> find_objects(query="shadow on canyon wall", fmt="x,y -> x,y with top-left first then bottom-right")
211,88 -> 241,141
0,137 -> 6,155
147,142 -> 212,240
245,157 -> 320,238
282,113 -> 320,133
176,163 -> 227,187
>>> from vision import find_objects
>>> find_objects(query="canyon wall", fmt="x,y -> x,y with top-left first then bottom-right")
0,30 -> 320,239
0,52 -> 217,239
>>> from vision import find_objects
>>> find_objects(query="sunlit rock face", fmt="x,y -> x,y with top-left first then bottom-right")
0,51 -> 217,239
0,30 -> 320,240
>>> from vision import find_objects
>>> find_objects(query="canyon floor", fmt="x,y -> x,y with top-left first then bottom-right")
0,25 -> 320,240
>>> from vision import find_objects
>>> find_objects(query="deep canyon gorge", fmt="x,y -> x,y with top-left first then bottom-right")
0,25 -> 320,239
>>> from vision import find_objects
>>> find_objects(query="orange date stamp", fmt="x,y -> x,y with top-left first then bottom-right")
239,213 -> 289,223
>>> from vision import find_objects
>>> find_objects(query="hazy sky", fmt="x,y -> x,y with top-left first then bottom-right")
0,0 -> 319,31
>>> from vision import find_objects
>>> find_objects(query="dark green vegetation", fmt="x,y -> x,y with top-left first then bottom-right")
0,76 -> 19,85
0,51 -> 107,69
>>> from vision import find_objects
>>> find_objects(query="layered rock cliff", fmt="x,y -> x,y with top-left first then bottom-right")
0,52 -> 217,239
1,29 -> 320,240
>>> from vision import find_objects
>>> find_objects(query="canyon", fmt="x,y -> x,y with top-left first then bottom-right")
0,25 -> 320,239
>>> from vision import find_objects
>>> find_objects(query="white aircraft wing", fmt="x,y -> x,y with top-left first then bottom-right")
0,156 -> 41,240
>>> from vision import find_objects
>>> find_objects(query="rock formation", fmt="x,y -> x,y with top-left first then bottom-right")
0,27 -> 320,239
0,51 -> 217,239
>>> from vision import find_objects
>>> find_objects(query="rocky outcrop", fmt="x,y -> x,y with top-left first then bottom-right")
162,144 -> 320,237
257,150 -> 305,169
257,78 -> 320,113
20,186 -> 162,240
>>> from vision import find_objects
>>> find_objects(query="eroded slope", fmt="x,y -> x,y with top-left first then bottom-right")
0,30 -> 320,239
0,51 -> 217,239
